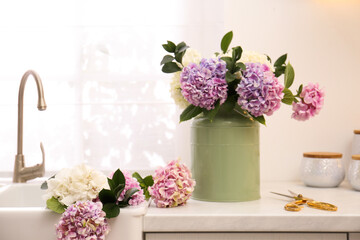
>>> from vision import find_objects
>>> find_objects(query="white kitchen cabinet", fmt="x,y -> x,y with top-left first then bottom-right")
145,233 -> 347,240
350,233 -> 360,240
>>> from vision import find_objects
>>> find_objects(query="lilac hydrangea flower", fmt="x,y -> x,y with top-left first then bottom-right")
180,58 -> 228,110
56,201 -> 109,240
292,83 -> 324,121
236,62 -> 284,117
149,159 -> 195,208
109,170 -> 145,206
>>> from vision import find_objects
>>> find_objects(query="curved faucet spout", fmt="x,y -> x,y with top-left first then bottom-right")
13,70 -> 47,183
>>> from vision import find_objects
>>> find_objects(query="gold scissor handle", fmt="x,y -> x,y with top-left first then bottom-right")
285,202 -> 304,212
307,201 -> 338,211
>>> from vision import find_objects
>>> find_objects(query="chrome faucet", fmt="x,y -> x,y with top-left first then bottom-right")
13,70 -> 47,183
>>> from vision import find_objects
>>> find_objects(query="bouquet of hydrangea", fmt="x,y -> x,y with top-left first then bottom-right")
161,31 -> 324,124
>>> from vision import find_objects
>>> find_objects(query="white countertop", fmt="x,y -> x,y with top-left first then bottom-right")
144,181 -> 360,232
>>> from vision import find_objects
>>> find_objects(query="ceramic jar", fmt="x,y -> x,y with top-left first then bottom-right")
348,155 -> 360,191
300,152 -> 345,188
352,130 -> 360,155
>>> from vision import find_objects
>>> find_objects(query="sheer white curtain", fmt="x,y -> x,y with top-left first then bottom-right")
0,0 -> 224,176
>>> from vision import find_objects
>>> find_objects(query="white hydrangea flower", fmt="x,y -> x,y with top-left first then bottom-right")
240,50 -> 274,71
182,48 -> 201,67
217,49 -> 274,71
170,72 -> 189,109
43,164 -> 108,206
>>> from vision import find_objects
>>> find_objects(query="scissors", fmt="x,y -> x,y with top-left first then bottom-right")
271,190 -> 338,212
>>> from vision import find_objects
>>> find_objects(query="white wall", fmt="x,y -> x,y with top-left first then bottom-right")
223,0 -> 360,181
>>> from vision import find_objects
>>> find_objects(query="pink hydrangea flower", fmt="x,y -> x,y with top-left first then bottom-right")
56,201 -> 109,240
110,170 -> 145,206
292,83 -> 324,121
149,159 -> 195,208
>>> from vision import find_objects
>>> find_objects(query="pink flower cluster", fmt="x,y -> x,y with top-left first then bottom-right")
149,160 -> 195,208
117,170 -> 145,206
292,83 -> 324,121
56,201 -> 109,240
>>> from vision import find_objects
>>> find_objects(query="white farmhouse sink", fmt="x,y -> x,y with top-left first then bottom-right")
0,183 -> 147,240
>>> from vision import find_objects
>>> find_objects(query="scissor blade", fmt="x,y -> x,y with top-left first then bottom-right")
270,191 -> 295,199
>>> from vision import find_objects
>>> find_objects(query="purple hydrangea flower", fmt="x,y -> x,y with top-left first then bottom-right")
180,58 -> 228,110
149,159 -> 195,208
236,62 -> 284,117
292,83 -> 324,121
56,201 -> 109,240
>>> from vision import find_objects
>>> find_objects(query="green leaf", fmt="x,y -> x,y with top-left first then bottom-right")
180,105 -> 203,122
160,55 -> 175,65
236,62 -> 246,71
162,41 -> 176,53
103,203 -> 120,218
112,169 -> 125,187
143,175 -> 154,187
203,101 -> 220,122
253,115 -> 266,125
296,84 -> 303,96
284,63 -> 295,88
107,178 -> 115,191
220,56 -> 234,71
162,62 -> 181,73
231,46 -> 242,61
175,51 -> 185,64
274,66 -> 286,77
221,31 -> 233,53
46,197 -> 66,214
266,54 -> 272,63
113,183 -> 125,200
225,71 -> 236,83
274,54 -> 287,67
123,188 -> 140,203
99,189 -> 117,204
175,42 -> 189,53
221,95 -> 236,112
282,88 -> 295,105
40,175 -> 55,190
132,172 -> 143,184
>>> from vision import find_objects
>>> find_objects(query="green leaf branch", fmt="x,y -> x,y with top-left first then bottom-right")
161,41 -> 189,73
132,172 -> 154,201
99,169 -> 139,219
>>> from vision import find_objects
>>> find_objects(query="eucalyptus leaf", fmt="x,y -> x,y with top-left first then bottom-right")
103,203 -> 120,219
284,63 -> 295,88
160,55 -> 175,65
282,88 -> 295,105
46,197 -> 66,214
180,105 -> 203,122
162,62 -> 181,73
221,31 -> 233,53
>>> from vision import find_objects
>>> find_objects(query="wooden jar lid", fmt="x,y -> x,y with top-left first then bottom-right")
354,130 -> 360,134
352,155 -> 360,160
303,152 -> 342,158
